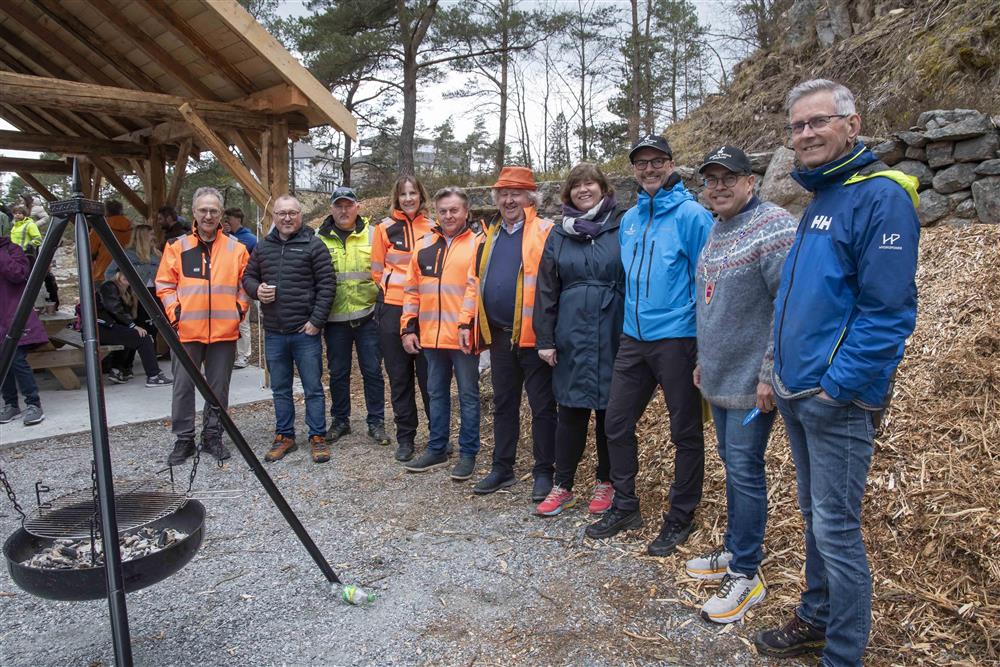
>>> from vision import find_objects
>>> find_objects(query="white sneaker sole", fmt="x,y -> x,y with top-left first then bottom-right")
685,567 -> 729,581
701,583 -> 767,624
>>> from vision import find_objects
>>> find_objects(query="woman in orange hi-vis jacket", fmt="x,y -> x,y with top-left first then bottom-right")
372,176 -> 436,463
399,187 -> 483,484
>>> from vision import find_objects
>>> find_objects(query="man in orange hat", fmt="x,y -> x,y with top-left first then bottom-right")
466,166 -> 558,502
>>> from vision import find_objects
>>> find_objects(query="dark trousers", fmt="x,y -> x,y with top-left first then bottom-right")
378,303 -> 429,445
170,340 -> 235,444
554,406 -> 609,491
604,335 -> 704,523
98,323 -> 160,378
488,329 -> 557,478
1,345 -> 40,409
324,316 -> 385,426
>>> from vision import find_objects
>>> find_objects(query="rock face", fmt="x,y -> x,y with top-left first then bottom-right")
925,142 -> 955,168
899,130 -> 928,148
972,177 -> 1000,224
923,113 -> 995,142
895,160 -> 934,189
932,163 -> 979,194
873,140 -> 904,165
953,133 -> 999,162
917,190 -> 951,226
976,159 -> 1000,176
760,147 -> 811,215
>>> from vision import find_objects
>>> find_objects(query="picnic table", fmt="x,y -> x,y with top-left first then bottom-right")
26,310 -> 122,390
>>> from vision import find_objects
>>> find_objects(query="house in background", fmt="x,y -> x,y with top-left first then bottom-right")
291,140 -> 340,193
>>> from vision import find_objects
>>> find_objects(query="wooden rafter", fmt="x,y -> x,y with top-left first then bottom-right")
16,173 -> 57,202
223,129 -> 263,177
90,156 -> 149,218
0,104 -> 49,134
0,130 -> 149,158
0,157 -> 72,174
166,138 -> 193,209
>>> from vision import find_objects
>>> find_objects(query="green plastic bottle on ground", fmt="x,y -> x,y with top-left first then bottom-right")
339,584 -> 375,605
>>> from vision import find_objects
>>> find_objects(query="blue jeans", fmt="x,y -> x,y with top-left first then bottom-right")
1,346 -> 40,409
424,348 -> 480,457
265,331 -> 326,439
777,394 -> 875,667
710,403 -> 776,577
323,318 -> 385,426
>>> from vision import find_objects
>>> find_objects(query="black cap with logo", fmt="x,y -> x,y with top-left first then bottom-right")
628,135 -> 673,162
331,186 -> 358,203
698,145 -> 753,174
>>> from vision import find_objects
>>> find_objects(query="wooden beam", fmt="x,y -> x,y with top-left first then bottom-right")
268,118 -> 290,202
134,0 -> 256,94
0,157 -> 72,174
178,102 -> 269,208
146,146 -> 166,227
90,172 -> 104,200
236,84 -> 310,115
0,72 -> 289,130
166,139 -> 193,209
115,121 -> 194,145
223,129 -> 262,177
90,156 -> 149,218
0,105 -> 48,134
206,0 -> 358,138
0,130 -> 150,158
16,173 -> 57,202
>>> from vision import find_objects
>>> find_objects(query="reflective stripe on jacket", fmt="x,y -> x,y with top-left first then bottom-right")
155,231 -> 249,344
10,217 -> 41,251
318,215 -> 379,322
400,225 -> 482,350
372,209 -> 435,306
473,207 -> 553,348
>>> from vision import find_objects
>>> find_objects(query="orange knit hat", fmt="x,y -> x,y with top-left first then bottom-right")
492,166 -> 537,191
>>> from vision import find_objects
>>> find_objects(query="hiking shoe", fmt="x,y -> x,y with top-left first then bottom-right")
701,569 -> 766,624
310,435 -> 331,463
536,486 -> 576,516
472,468 -> 517,495
233,356 -> 249,369
647,517 -> 693,556
0,403 -> 21,424
754,614 -> 826,657
145,373 -> 173,387
122,369 -> 134,382
167,439 -> 196,466
686,546 -> 733,580
403,449 -> 449,473
588,481 -> 614,514
325,419 -> 351,443
584,507 -> 643,539
531,475 -> 553,502
21,404 -> 44,426
107,368 -> 129,384
450,455 -> 476,481
203,439 -> 231,462
264,434 -> 297,462
395,440 -> 415,462
368,423 -> 391,446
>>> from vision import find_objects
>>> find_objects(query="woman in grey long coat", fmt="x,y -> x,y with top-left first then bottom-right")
532,163 -> 625,517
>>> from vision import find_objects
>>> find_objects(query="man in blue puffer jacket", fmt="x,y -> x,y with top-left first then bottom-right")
584,135 -> 713,557
754,80 -> 920,666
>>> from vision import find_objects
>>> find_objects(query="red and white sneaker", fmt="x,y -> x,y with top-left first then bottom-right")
588,481 -> 614,514
535,486 -> 576,516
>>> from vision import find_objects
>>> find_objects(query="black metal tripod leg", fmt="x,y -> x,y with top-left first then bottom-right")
75,211 -> 134,667
0,214 -> 72,386
88,214 -> 341,585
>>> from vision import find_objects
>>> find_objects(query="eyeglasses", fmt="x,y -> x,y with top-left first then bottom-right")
703,174 -> 745,189
786,114 -> 847,135
195,207 -> 222,218
632,157 -> 669,170
274,210 -> 301,219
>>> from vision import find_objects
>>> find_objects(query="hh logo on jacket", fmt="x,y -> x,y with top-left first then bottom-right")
810,215 -> 832,231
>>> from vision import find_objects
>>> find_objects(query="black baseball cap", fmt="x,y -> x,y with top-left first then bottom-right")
698,145 -> 753,174
331,186 -> 358,203
629,135 -> 672,162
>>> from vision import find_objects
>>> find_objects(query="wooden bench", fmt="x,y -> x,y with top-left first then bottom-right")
28,327 -> 124,390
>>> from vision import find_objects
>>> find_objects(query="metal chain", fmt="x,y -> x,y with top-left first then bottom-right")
186,443 -> 201,495
0,463 -> 26,522
90,459 -> 102,541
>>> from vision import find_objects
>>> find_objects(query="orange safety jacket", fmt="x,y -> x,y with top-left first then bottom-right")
400,225 -> 482,351
89,214 -> 133,282
155,231 -> 250,344
372,209 -> 435,306
472,207 -> 554,348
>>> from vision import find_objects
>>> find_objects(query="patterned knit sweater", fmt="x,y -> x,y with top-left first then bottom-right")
695,198 -> 797,409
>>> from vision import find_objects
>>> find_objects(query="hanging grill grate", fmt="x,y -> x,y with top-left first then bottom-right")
23,482 -> 187,540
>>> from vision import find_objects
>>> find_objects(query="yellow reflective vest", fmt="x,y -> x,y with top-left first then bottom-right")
317,215 -> 379,322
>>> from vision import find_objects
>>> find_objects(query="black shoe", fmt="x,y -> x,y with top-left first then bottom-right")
754,614 -> 826,657
167,440 -> 195,466
368,423 -> 391,446
450,456 -> 476,481
647,516 -> 693,556
403,449 -> 449,473
472,469 -> 517,495
325,419 -> 351,443
395,441 -> 415,462
202,440 -> 231,462
531,475 -> 553,502
584,507 -> 643,539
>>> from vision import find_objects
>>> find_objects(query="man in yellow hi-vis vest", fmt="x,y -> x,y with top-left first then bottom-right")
317,187 -> 388,447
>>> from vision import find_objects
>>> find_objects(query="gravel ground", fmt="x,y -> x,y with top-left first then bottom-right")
0,398 -> 808,667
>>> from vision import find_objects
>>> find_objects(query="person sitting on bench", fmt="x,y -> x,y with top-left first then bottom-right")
96,268 -> 172,388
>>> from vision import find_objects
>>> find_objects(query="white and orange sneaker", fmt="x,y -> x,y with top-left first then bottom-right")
535,486 -> 576,516
700,569 -> 766,624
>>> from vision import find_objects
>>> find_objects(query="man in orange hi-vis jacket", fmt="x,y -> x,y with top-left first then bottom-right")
156,186 -> 249,467
400,187 -> 482,483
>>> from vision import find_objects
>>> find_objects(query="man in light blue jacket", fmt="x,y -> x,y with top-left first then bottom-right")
585,135 -> 713,557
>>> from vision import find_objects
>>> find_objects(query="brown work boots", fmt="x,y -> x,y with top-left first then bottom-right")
264,434 -> 297,462
310,435 -> 330,463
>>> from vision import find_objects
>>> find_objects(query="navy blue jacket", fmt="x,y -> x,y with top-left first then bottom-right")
772,144 -> 920,408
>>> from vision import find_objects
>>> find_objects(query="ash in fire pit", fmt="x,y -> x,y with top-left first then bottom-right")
21,527 -> 188,570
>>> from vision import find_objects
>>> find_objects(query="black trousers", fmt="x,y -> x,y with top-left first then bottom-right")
378,302 -> 429,446
604,335 -> 704,523
97,322 -> 160,378
488,329 -> 557,477
554,406 -> 610,491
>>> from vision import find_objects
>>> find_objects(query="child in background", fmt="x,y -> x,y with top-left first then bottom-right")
9,205 -> 41,253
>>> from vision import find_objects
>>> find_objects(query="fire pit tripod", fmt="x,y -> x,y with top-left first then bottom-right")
0,160 -> 341,666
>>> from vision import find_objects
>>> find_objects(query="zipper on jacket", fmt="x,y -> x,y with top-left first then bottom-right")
278,242 -> 286,333
827,325 -> 848,364
434,241 -> 450,349
631,198 -> 655,340
646,240 -> 655,297
775,217 -> 808,370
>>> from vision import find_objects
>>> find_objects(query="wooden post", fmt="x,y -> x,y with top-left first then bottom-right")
267,118 -> 289,209
146,147 -> 166,231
